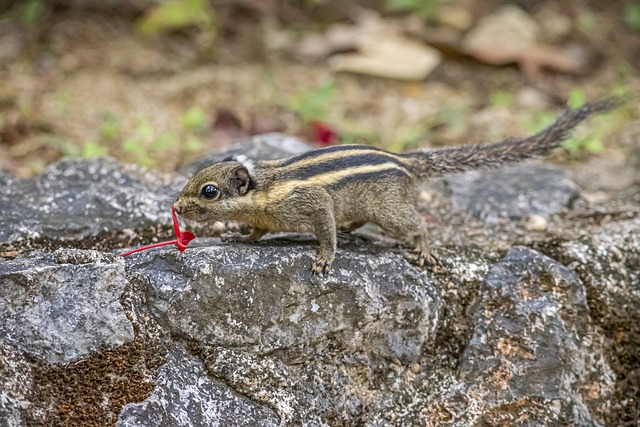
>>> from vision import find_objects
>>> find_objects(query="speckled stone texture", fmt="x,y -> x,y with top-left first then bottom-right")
0,157 -> 185,243
125,238 -> 440,362
447,164 -> 579,223
0,249 -> 134,364
117,347 -> 280,427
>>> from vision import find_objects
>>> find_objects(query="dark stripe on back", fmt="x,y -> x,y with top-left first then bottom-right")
282,152 -> 410,180
327,168 -> 410,189
280,144 -> 392,166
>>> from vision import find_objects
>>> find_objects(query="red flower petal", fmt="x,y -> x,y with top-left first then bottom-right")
311,121 -> 338,146
121,205 -> 196,257
171,204 -> 182,238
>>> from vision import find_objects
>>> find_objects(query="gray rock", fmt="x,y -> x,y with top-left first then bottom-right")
456,247 -> 612,426
447,164 -> 579,223
125,237 -> 440,362
0,249 -> 134,364
556,218 -> 640,423
179,133 -> 312,176
117,346 -> 279,427
0,394 -> 24,427
0,343 -> 34,427
0,157 -> 185,244
559,218 -> 640,326
369,246 -> 614,426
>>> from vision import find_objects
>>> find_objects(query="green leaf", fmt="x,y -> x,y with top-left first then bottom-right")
138,0 -> 215,35
82,141 -> 108,157
523,111 -> 555,133
577,12 -> 597,33
99,115 -> 120,141
568,87 -> 586,109
22,0 -> 44,27
584,135 -> 604,153
489,90 -> 514,108
182,107 -> 206,131
136,119 -> 154,141
290,81 -> 336,122
624,1 -> 640,31
384,0 -> 439,20
59,140 -> 81,157
185,136 -> 204,153
122,138 -> 144,156
154,133 -> 176,150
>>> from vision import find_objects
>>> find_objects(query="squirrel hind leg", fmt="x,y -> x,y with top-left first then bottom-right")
373,205 -> 439,269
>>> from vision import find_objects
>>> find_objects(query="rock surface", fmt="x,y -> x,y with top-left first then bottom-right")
447,164 -> 579,223
454,247 -> 613,426
0,157 -> 185,244
117,347 -> 280,427
125,238 -> 439,362
0,249 -> 134,364
0,135 -> 638,426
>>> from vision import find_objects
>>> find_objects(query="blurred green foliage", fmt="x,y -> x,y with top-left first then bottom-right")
99,114 -> 121,141
289,81 -> 336,122
138,0 -> 216,35
181,106 -> 207,131
21,0 -> 44,26
489,90 -> 514,108
384,0 -> 443,20
624,0 -> 640,30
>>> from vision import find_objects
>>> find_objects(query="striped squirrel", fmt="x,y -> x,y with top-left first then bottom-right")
174,96 -> 627,274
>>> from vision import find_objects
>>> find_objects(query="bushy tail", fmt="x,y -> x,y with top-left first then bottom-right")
404,95 -> 631,178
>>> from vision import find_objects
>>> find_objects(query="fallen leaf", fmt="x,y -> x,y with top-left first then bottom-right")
461,6 -> 589,77
329,34 -> 442,81
296,10 -> 442,81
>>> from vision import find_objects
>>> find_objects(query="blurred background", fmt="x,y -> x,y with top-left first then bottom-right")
0,0 -> 638,177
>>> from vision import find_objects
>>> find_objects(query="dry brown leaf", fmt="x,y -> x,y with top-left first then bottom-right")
462,6 -> 589,78
329,34 -> 442,81
297,10 -> 442,81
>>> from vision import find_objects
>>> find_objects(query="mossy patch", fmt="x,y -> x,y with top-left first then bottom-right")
25,338 -> 165,426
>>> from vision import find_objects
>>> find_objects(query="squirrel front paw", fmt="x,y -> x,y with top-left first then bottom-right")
404,249 -> 443,273
311,256 -> 333,275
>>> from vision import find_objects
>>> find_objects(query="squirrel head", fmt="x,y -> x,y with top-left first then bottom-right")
174,156 -> 255,222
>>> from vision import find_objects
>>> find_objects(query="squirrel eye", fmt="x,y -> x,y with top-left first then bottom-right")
200,184 -> 219,200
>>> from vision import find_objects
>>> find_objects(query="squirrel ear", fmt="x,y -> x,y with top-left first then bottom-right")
233,166 -> 252,195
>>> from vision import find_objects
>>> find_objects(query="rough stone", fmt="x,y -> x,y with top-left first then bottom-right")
558,218 -> 640,326
555,218 -> 640,423
117,346 -> 280,427
0,343 -> 32,427
456,246 -> 613,426
0,157 -> 185,244
0,249 -> 134,364
124,237 -> 440,362
375,246 -> 614,426
447,164 -> 579,223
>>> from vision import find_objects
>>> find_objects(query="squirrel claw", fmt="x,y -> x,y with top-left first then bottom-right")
311,257 -> 332,275
405,250 -> 443,273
